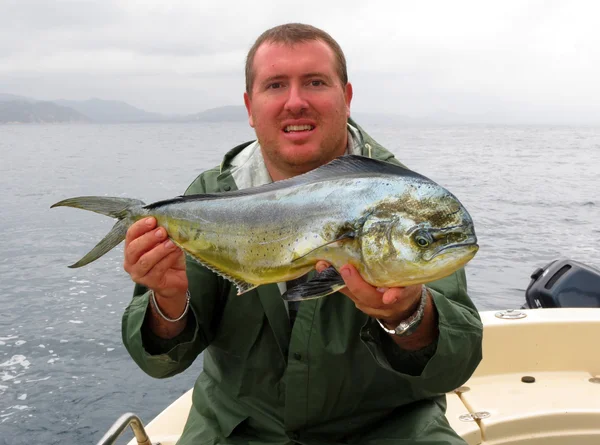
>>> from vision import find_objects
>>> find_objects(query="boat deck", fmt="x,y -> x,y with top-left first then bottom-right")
445,308 -> 600,444
125,308 -> 600,445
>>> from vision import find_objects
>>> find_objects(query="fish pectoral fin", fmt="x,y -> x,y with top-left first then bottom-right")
291,231 -> 356,263
282,266 -> 346,301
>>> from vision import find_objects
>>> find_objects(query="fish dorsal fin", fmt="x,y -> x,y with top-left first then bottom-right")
144,155 -> 430,209
183,251 -> 257,295
296,155 -> 428,181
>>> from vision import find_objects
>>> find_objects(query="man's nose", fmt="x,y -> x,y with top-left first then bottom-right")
284,84 -> 308,114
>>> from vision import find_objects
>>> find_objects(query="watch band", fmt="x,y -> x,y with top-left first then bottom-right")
376,286 -> 428,337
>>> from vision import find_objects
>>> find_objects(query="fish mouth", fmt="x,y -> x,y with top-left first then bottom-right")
422,224 -> 478,261
425,240 -> 479,261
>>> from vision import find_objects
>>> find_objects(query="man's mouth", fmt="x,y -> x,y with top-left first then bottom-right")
283,125 -> 315,133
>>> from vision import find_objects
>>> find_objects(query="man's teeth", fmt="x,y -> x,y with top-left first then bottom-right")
284,125 -> 314,133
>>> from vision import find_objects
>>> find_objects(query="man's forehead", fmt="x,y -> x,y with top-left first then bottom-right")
252,40 -> 336,75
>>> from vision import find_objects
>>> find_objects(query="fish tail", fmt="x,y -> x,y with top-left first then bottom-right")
51,196 -> 145,268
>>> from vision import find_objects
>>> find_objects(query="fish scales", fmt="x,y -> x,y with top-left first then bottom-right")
153,176 -> 390,284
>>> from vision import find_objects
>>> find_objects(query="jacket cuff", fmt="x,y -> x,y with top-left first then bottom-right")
141,301 -> 198,355
360,287 -> 482,390
122,290 -> 201,377
376,328 -> 439,376
361,314 -> 437,377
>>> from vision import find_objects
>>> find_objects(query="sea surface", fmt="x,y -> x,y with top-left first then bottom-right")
0,122 -> 598,444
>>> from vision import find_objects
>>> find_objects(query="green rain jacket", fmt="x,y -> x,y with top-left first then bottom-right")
122,119 -> 483,445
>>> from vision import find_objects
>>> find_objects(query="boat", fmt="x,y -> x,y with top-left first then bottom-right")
98,259 -> 600,445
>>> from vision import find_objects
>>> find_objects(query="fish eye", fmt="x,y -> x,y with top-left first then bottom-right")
414,231 -> 433,248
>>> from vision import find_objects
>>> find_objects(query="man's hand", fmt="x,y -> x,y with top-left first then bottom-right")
316,261 -> 438,350
124,217 -> 189,338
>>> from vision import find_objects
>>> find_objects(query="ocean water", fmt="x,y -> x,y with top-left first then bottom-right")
0,122 -> 598,444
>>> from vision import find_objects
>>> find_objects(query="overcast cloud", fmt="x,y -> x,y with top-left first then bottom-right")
2,0 -> 599,123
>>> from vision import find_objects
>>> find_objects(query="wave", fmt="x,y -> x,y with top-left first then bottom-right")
492,198 -> 597,209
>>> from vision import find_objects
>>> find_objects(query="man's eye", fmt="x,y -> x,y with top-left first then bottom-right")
267,82 -> 282,90
310,80 -> 324,87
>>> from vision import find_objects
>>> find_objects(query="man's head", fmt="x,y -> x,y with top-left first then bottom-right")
243,23 -> 353,181
245,23 -> 348,96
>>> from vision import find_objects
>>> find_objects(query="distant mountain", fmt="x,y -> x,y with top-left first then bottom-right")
2,93 -> 519,125
183,105 -> 247,122
55,98 -> 165,123
0,93 -> 35,103
0,101 -> 90,123
182,107 -> 426,125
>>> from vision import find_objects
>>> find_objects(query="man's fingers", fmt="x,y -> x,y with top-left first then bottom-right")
339,265 -> 385,308
125,226 -> 167,266
122,217 -> 187,292
125,217 -> 156,244
315,260 -> 331,273
381,288 -> 403,305
316,263 -> 411,309
173,248 -> 187,270
314,261 -> 373,304
145,249 -> 187,289
130,238 -> 179,279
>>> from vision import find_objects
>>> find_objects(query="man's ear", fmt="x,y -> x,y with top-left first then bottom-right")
344,82 -> 353,117
244,92 -> 254,128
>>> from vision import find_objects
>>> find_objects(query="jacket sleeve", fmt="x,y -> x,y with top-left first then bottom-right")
361,268 -> 483,395
121,169 -> 229,379
121,260 -> 227,379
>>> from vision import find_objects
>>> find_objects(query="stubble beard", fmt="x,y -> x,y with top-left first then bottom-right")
260,116 -> 348,177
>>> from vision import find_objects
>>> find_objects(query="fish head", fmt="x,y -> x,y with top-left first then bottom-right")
359,184 -> 478,286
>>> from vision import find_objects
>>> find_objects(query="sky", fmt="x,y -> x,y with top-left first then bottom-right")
2,0 -> 600,123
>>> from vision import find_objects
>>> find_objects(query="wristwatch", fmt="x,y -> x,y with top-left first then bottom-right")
375,286 -> 428,337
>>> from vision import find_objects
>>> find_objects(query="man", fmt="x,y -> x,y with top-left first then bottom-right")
122,23 -> 483,445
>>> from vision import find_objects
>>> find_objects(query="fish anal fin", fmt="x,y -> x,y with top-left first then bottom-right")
184,252 -> 257,295
282,266 -> 346,301
236,281 -> 258,295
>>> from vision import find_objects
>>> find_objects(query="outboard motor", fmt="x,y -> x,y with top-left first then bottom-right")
525,258 -> 600,309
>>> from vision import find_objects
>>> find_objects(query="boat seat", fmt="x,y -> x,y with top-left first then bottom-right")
459,371 -> 600,444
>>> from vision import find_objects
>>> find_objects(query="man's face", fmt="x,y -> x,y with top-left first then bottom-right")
244,40 -> 353,179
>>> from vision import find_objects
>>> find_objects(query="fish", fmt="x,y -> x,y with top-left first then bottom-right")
51,155 -> 478,301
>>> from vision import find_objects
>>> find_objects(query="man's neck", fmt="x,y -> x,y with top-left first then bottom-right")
265,150 -> 345,181
228,125 -> 363,187
264,137 -> 352,182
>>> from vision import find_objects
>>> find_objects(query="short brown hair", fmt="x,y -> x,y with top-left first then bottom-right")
245,23 -> 348,95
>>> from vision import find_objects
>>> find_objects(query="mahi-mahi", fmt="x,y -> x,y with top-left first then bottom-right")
51,155 -> 478,300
